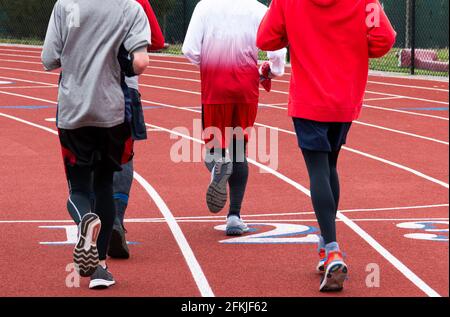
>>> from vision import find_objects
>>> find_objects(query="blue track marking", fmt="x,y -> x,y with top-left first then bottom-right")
398,107 -> 449,111
143,106 -> 164,110
0,105 -> 56,110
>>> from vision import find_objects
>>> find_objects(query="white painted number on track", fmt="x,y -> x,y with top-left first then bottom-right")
396,221 -> 449,242
215,223 -> 319,244
39,225 -> 78,245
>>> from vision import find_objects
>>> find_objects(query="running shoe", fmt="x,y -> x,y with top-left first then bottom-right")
316,248 -> 326,273
89,265 -> 116,289
73,213 -> 101,277
108,217 -> 130,259
206,157 -> 233,213
319,250 -> 348,292
226,215 -> 250,236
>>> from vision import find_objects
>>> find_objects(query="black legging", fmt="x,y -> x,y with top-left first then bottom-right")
66,165 -> 115,261
228,139 -> 249,217
301,149 -> 341,244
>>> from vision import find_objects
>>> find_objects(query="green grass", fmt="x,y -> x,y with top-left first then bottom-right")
0,37 -> 43,45
370,47 -> 449,77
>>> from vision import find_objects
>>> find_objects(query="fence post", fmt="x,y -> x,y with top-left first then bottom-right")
410,0 -> 416,75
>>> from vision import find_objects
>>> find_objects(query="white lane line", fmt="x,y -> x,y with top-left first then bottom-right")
364,96 -> 404,102
1,64 -> 447,121
2,217 -> 447,224
1,85 -> 447,190
353,121 -> 448,145
146,122 -> 442,297
343,146 -> 449,189
138,81 -> 450,121
133,172 -> 214,297
142,73 -> 199,83
2,59 -> 448,106
0,58 -> 42,65
363,104 -> 449,121
1,48 -> 449,90
2,204 -> 447,223
0,52 -> 40,59
259,103 -> 449,145
0,111 -> 214,298
141,56 -> 449,92
0,75 -> 55,86
126,217 -> 450,223
0,90 -> 59,104
365,90 -> 449,105
367,80 -> 449,92
255,122 -> 449,189
0,85 -> 57,89
167,203 -> 450,220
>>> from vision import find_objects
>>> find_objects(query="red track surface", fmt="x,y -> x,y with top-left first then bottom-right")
0,46 -> 448,297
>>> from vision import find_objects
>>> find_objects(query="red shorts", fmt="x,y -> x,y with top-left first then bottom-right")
202,103 -> 258,149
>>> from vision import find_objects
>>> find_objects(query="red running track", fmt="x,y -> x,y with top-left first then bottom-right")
0,45 -> 448,297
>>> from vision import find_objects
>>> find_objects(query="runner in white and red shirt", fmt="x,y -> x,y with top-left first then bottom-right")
182,0 -> 286,235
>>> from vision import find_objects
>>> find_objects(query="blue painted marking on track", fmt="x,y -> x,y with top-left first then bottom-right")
398,107 -> 449,111
0,105 -> 56,110
143,106 -> 164,110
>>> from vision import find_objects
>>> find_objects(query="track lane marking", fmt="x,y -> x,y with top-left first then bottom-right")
255,122 -> 449,189
0,90 -> 444,297
0,85 -> 447,189
2,71 -> 448,143
7,51 -> 449,92
145,122 -> 442,297
1,217 -> 448,224
1,64 -> 448,120
140,99 -> 450,189
4,203 -> 449,222
1,59 -> 448,105
259,104 -> 449,145
0,111 -> 215,297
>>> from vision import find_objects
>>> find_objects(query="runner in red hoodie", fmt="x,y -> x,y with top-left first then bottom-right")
257,0 -> 396,292
109,0 -> 165,259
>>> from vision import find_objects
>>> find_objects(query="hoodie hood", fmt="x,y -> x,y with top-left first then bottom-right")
310,0 -> 338,6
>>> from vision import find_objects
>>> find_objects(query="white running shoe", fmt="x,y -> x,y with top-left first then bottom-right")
226,215 -> 250,236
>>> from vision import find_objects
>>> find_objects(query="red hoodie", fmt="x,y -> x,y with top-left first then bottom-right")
257,0 -> 396,122
135,0 -> 165,51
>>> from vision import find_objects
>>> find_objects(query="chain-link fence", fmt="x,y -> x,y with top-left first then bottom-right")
0,0 -> 448,77
371,0 -> 449,76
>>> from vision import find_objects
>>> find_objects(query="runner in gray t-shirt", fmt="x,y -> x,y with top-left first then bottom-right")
42,0 -> 150,289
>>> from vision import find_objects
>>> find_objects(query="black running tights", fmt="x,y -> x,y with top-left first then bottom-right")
301,149 -> 341,244
66,165 -> 115,261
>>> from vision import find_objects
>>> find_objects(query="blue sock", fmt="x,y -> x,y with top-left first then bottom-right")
325,242 -> 340,255
318,235 -> 326,252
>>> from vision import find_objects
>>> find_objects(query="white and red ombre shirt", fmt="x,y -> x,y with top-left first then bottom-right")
182,0 -> 287,105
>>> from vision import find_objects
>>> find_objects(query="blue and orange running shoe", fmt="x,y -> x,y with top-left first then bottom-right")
319,250 -> 348,292
316,248 -> 326,273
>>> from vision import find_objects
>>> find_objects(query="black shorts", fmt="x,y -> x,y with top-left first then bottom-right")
58,122 -> 134,172
292,118 -> 352,152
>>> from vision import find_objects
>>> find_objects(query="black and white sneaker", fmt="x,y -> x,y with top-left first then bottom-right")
206,157 -> 233,213
89,265 -> 116,289
108,218 -> 130,259
73,213 -> 101,277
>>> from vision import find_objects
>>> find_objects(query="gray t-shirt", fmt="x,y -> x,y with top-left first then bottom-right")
42,0 -> 150,129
